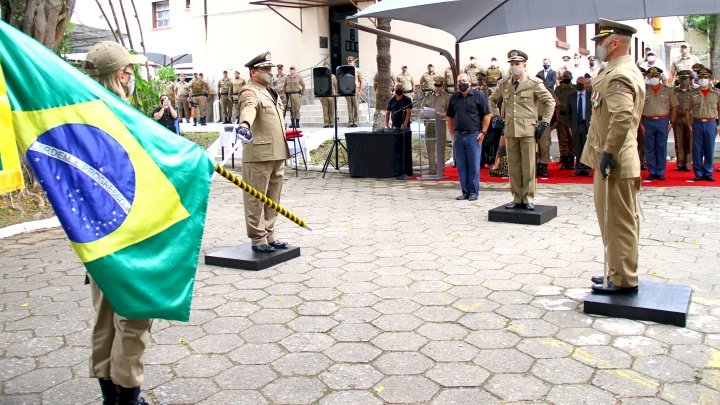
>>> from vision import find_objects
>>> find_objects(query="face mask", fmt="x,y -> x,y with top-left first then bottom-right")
647,55 -> 656,62
575,83 -> 585,91
543,64 -> 550,70
457,82 -> 470,92
260,71 -> 273,84
491,62 -> 497,67
509,66 -> 524,77
589,62 -> 595,67
699,78 -> 710,87
649,77 -> 660,86
126,74 -> 135,96
395,89 -> 403,96
595,43 -> 610,62
561,79 -> 571,84
428,68 -> 434,73
434,83 -> 443,88
470,60 -> 476,66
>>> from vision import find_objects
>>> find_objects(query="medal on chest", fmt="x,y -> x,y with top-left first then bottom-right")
591,90 -> 601,108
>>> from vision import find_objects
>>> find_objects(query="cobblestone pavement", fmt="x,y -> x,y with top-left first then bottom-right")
1,170 -> 719,404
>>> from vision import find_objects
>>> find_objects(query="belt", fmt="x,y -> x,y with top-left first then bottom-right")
694,117 -> 717,123
403,90 -> 413,93
456,130 -> 478,136
288,91 -> 301,94
642,115 -> 668,120
191,93 -> 206,97
220,92 -> 229,95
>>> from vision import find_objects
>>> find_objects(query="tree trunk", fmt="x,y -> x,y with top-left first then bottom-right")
106,0 -> 125,46
117,0 -> 134,49
0,0 -> 76,51
711,14 -> 719,72
372,17 -> 392,132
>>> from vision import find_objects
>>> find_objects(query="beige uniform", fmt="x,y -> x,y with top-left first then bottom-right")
672,86 -> 693,167
486,66 -> 503,87
465,64 -> 484,86
670,55 -> 700,79
444,67 -> 455,92
320,74 -> 338,126
396,72 -> 414,95
175,80 -> 190,120
554,83 -> 576,159
346,67 -> 363,125
420,72 -> 436,92
489,73 -> 555,204
238,79 -> 291,246
190,78 -> 210,119
284,74 -> 305,120
537,89 -> 559,164
580,54 -> 645,288
421,91 -> 451,174
231,77 -> 247,121
217,77 -> 233,122
643,85 -> 678,116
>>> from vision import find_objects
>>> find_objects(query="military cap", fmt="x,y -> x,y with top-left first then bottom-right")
638,67 -> 647,76
680,42 -> 689,48
676,70 -> 692,79
244,52 -> 275,69
647,66 -> 663,77
561,70 -> 573,80
223,70 -> 228,74
562,55 -> 571,61
507,49 -> 528,62
276,64 -> 284,68
289,66 -> 296,70
698,67 -> 713,78
86,41 -> 146,75
592,18 -> 637,41
433,75 -> 445,84
691,63 -> 704,72
588,55 -> 596,61
401,65 -> 407,68
646,50 -> 656,56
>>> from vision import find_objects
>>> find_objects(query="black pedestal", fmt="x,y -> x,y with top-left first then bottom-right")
584,281 -> 692,327
205,243 -> 300,271
488,204 -> 557,225
346,130 -> 404,178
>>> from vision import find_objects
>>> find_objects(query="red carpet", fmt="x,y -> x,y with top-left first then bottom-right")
422,162 -> 720,187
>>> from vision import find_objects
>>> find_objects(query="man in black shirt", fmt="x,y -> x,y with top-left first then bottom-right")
446,73 -> 492,201
386,83 -> 413,178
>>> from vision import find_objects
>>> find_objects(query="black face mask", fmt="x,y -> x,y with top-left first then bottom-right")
561,79 -> 571,84
457,82 -> 470,92
576,83 -> 585,91
395,89 -> 403,96
543,64 -> 550,69
434,83 -> 443,88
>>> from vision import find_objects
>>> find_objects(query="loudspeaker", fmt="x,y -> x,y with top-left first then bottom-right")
313,67 -> 333,97
337,65 -> 356,96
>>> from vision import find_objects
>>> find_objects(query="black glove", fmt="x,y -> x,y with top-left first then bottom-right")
235,125 -> 253,144
600,152 -> 614,179
535,121 -> 549,141
492,115 -> 504,131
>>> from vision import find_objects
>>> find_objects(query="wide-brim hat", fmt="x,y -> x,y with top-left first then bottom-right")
647,67 -> 663,78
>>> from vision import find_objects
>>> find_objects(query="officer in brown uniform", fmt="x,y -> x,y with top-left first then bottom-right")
554,71 -> 576,169
420,64 -> 436,94
421,75 -> 451,175
273,64 -> 287,113
672,70 -> 694,171
641,66 -> 678,180
345,56 -> 364,127
444,66 -> 455,93
486,58 -> 503,89
236,52 -> 291,253
489,50 -> 555,210
190,72 -> 210,125
685,67 -> 720,181
397,65 -> 415,97
319,62 -> 338,128
534,72 -> 559,178
217,70 -> 233,123
580,19 -> 645,293
284,66 -> 305,128
175,74 -> 190,123
231,70 -> 247,122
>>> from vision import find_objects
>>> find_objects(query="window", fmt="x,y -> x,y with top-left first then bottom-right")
578,25 -> 588,54
186,0 -> 191,8
556,26 -> 569,50
153,1 -> 170,28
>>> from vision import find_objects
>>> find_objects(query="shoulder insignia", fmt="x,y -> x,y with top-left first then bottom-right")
608,80 -> 633,94
240,89 -> 254,97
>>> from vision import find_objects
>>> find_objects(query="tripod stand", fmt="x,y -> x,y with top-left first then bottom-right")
322,95 -> 347,178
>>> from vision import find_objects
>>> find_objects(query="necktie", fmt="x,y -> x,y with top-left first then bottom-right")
513,81 -> 519,90
579,92 -> 584,121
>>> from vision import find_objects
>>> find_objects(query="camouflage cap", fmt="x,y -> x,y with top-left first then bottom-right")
86,41 -> 146,75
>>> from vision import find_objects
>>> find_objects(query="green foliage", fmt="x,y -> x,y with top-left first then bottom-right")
157,66 -> 177,82
686,15 -> 716,34
131,65 -> 163,117
56,20 -> 74,55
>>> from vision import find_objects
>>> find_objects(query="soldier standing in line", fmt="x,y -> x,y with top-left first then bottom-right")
672,70 -> 694,171
420,64 -> 436,94
421,75 -> 451,175
554,71 -> 576,169
345,56 -> 364,128
175,74 -> 190,123
284,66 -> 305,128
396,65 -> 415,97
236,52 -> 291,253
217,70 -> 233,124
641,67 -> 678,181
444,66 -> 455,93
489,49 -> 555,211
686,67 -> 720,181
320,62 -> 338,128
190,72 -> 210,126
231,70 -> 246,123
486,58 -> 503,89
464,56 -> 484,88
580,19 -> 645,293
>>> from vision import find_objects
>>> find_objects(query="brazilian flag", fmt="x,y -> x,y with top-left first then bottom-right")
0,21 -> 214,321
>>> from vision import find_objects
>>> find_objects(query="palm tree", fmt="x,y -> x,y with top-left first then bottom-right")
372,17 -> 392,131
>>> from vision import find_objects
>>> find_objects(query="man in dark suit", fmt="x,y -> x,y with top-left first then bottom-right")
537,58 -> 558,90
567,76 -> 593,176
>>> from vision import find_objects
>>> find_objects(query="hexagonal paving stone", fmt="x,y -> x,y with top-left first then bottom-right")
329,323 -> 380,342
572,346 -> 632,369
495,304 -> 546,320
426,363 -> 490,387
214,301 -> 260,317
485,374 -> 549,401
324,342 -> 381,363
332,307 -> 381,323
189,334 -> 244,354
280,332 -> 336,352
175,354 -> 233,378
144,344 -> 192,365
214,365 -> 277,390
661,382 -> 720,405
152,325 -> 206,345
5,336 -> 64,358
542,310 -> 593,328
37,346 -> 86,368
240,324 -> 292,343
632,356 -> 696,382
376,375 -> 439,404
431,388 -> 500,404
646,324 -> 704,345
374,351 -> 434,375
452,298 -> 499,313
488,290 -> 534,305
592,369 -> 659,397
371,314 -> 423,332
41,377 -> 100,405
545,384 -> 616,405
4,367 -> 71,394
248,308 -> 298,324
669,344 -> 720,368
199,390 -> 269,405
319,390 -> 383,405
421,341 -> 478,362
0,358 -> 36,381
531,357 -> 594,384
417,322 -> 469,340
262,376 -> 326,404
287,316 -> 338,333
592,317 -> 647,336
257,294 -> 303,309
371,332 -> 428,351
297,301 -> 338,316
271,352 -> 332,376
507,319 -> 559,337
473,348 -> 534,373
372,299 -> 421,315
457,312 -> 508,330
612,336 -> 669,357
228,343 -> 284,365
557,327 -> 612,346
517,338 -> 574,358
413,292 -> 458,306
413,306 -> 463,322
465,330 -> 520,349
319,364 -> 384,389
153,377 -> 220,403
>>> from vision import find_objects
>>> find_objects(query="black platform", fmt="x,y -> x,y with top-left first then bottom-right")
205,243 -> 300,271
488,204 -> 557,225
584,281 -> 692,327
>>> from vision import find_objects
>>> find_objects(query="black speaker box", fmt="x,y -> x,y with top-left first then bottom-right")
313,67 -> 332,97
337,65 -> 356,96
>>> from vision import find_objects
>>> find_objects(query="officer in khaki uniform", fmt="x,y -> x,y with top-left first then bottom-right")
273,64 -> 287,113
444,66 -> 455,93
580,19 -> 645,293
554,71 -> 576,169
685,67 -> 720,181
534,72 -> 559,178
346,56 -> 364,127
486,58 -> 503,88
237,52 -> 291,253
190,72 -> 210,125
465,56 -> 484,87
421,75 -> 451,175
641,66 -> 678,180
175,74 -> 190,123
490,49 -> 555,210
420,64 -> 436,93
672,70 -> 694,171
217,70 -> 233,123
284,66 -> 305,128
231,70 -> 247,122
319,62 -> 338,128
396,65 -> 415,96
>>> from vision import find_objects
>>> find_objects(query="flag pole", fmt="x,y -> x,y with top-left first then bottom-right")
214,165 -> 311,231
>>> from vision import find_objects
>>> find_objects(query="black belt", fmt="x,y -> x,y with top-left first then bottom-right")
288,91 -> 301,94
191,94 -> 206,97
456,130 -> 478,136
403,90 -> 413,93
220,92 -> 229,95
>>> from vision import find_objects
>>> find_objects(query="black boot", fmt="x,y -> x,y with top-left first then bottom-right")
559,156 -> 570,170
295,119 -> 300,128
541,163 -> 549,177
193,118 -> 197,126
200,117 -> 206,126
117,386 -> 148,405
98,378 -> 118,405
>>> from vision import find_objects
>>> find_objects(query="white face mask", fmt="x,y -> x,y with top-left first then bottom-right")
126,74 -> 135,96
508,66 -> 524,77
260,71 -> 273,84
649,77 -> 660,86
699,78 -> 710,87
647,55 -> 656,62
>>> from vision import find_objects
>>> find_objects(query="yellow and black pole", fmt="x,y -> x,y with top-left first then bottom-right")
214,165 -> 311,231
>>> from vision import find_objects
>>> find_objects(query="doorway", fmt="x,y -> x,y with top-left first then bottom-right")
329,5 -> 358,70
